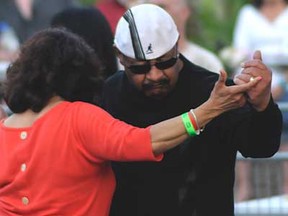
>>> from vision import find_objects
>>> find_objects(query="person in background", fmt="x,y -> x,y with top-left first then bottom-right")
0,21 -> 19,62
0,22 -> 17,119
50,7 -> 118,79
0,0 -> 80,43
232,0 -> 288,200
0,27 -> 259,216
102,4 -> 282,216
146,0 -> 224,73
96,0 -> 142,34
233,0 -> 288,100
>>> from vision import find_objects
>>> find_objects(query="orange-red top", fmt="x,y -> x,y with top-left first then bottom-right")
0,101 -> 162,216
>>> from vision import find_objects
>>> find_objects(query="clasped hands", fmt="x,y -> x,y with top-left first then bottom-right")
206,50 -> 272,116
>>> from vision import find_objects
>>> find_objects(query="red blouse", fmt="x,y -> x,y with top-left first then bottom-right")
0,101 -> 162,216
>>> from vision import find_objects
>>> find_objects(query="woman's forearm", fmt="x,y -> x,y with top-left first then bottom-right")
150,101 -> 222,155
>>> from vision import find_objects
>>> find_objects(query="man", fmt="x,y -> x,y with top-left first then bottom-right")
144,0 -> 248,201
102,4 -> 282,216
146,0 -> 223,73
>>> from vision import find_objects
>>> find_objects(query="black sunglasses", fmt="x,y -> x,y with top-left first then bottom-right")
127,55 -> 179,74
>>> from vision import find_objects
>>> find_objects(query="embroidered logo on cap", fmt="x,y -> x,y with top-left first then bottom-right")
146,43 -> 153,54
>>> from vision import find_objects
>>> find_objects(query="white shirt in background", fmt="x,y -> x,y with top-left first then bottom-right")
181,42 -> 223,73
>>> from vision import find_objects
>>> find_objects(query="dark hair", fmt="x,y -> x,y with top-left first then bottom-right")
4,28 -> 104,113
51,7 -> 118,79
251,0 -> 288,8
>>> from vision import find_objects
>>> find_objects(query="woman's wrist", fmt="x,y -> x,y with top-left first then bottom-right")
194,102 -> 223,128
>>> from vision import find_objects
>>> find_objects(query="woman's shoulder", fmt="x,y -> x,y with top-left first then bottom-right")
69,101 -> 112,119
69,101 -> 103,112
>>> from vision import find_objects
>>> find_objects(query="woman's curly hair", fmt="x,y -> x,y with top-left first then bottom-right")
3,27 -> 104,113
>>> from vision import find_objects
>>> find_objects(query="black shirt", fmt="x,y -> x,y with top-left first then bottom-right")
102,55 -> 282,216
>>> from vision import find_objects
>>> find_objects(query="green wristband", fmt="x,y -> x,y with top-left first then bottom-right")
181,112 -> 197,136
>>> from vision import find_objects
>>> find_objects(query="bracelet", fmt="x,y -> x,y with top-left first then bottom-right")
181,112 -> 197,136
188,111 -> 199,130
190,109 -> 204,134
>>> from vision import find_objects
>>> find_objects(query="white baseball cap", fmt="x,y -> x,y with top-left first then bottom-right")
114,4 -> 179,60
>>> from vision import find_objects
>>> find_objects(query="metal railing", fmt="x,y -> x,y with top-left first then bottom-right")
235,153 -> 288,216
235,100 -> 288,216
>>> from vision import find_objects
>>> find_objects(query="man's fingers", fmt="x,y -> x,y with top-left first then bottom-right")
241,61 -> 266,70
253,50 -> 262,61
233,77 -> 246,85
241,50 -> 265,69
234,73 -> 252,84
230,76 -> 262,93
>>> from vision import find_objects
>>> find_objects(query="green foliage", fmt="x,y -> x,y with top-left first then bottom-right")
182,0 -> 250,74
80,0 -> 96,5
187,0 -> 249,53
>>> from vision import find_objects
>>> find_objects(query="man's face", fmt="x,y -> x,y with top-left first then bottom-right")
119,45 -> 182,99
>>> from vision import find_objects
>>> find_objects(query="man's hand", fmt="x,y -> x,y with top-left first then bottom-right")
233,50 -> 272,111
209,69 -> 261,112
195,69 -> 261,127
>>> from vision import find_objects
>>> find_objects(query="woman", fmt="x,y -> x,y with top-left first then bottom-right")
0,28 -> 259,216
